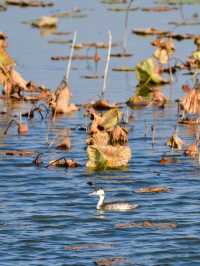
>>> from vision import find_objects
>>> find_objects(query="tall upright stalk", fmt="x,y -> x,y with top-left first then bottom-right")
123,0 -> 134,54
64,31 -> 77,83
101,30 -> 112,98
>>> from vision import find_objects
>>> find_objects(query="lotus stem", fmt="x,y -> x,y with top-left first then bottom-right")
123,0 -> 134,53
144,120 -> 147,138
46,156 -> 66,168
65,31 -> 77,83
101,30 -> 112,98
33,153 -> 43,166
151,125 -> 156,146
4,119 -> 18,135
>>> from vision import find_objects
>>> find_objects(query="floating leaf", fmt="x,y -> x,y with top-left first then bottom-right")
5,0 -> 53,7
32,16 -> 58,28
157,0 -> 200,5
127,95 -> 150,108
95,257 -> 125,266
116,220 -> 176,229
135,186 -> 170,193
91,99 -> 117,110
64,243 -> 113,251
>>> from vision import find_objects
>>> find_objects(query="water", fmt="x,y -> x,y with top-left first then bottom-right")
1,0 -> 200,265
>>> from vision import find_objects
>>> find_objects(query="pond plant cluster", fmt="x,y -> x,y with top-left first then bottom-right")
1,0 -> 200,265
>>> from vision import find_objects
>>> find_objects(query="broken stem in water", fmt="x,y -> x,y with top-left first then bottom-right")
101,30 -> 112,98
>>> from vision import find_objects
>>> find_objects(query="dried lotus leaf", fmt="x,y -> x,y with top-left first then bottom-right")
87,145 -> 131,169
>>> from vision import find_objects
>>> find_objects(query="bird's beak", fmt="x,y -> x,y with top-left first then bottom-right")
89,191 -> 96,196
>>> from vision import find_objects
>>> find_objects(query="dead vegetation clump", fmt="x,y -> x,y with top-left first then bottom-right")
85,107 -> 131,169
115,220 -> 177,230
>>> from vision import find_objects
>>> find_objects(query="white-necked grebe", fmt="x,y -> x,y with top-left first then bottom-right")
90,188 -> 138,211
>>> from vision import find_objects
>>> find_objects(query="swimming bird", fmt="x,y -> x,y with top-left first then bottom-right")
89,188 -> 138,211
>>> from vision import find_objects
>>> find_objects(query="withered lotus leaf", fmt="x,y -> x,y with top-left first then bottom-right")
32,16 -> 58,28
167,131 -> 184,150
5,0 -> 53,7
90,99 -> 117,110
86,144 -> 131,169
64,243 -> 113,251
109,126 -> 128,145
95,257 -> 125,266
87,131 -> 109,146
116,220 -> 176,229
48,158 -> 79,168
135,186 -> 170,193
181,88 -> 200,114
184,143 -> 198,158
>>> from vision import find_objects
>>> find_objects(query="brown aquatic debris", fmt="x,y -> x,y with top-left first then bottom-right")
167,130 -> 184,150
178,118 -> 200,125
56,136 -> 71,150
142,6 -> 177,12
88,99 -> 117,110
116,221 -> 177,229
0,149 -> 34,156
0,33 -> 31,97
110,53 -> 133,58
95,257 -> 125,266
32,16 -> 58,28
184,143 -> 198,158
49,79 -> 78,115
160,156 -> 177,164
47,158 -> 80,168
151,89 -> 168,108
132,28 -> 196,41
64,243 -> 113,251
51,55 -> 98,61
5,0 -> 53,7
132,27 -> 169,36
109,126 -> 128,145
4,119 -> 28,135
74,42 -> 119,49
180,84 -> 200,114
135,186 -> 170,193
112,66 -> 135,72
0,4 -> 6,11
81,75 -> 104,79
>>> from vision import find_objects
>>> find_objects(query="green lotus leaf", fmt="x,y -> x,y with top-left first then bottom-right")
0,49 -> 15,68
100,108 -> 122,130
136,57 -> 167,85
192,51 -> 200,62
